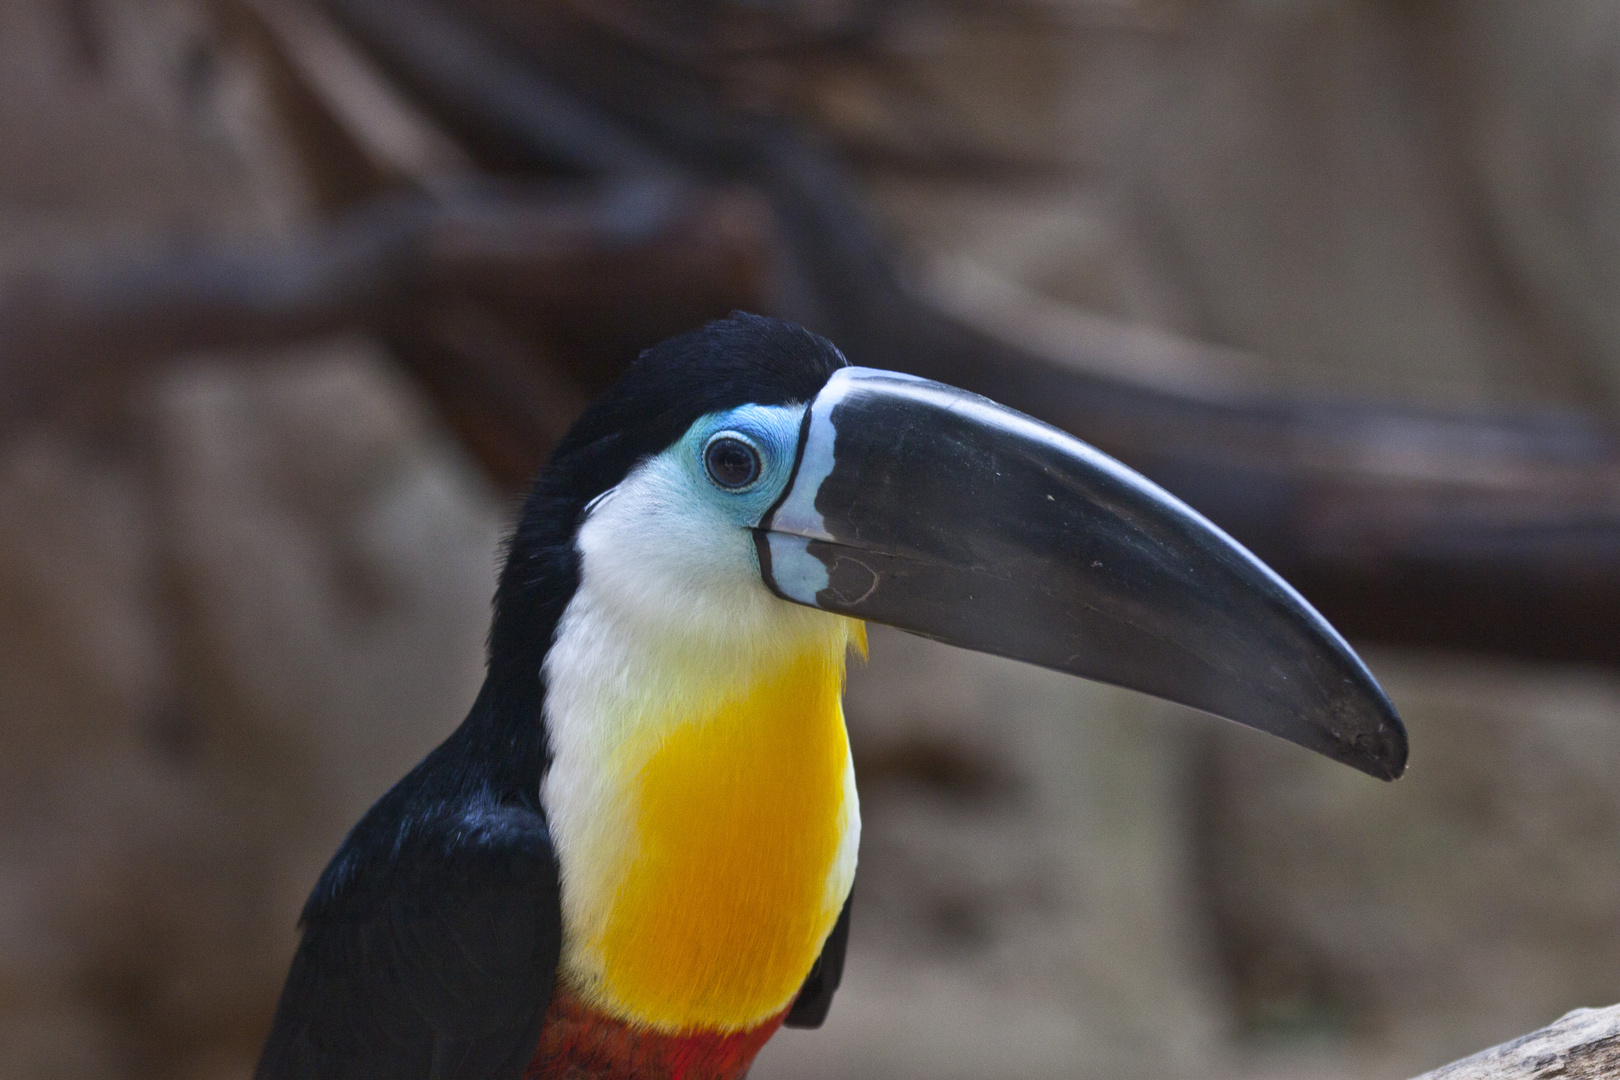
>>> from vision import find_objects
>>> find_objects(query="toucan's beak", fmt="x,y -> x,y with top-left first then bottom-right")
755,368 -> 1407,781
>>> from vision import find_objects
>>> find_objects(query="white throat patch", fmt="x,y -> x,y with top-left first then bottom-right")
538,449 -> 861,1027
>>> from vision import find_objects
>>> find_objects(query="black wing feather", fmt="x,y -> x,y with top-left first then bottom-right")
783,887 -> 851,1029
255,802 -> 561,1080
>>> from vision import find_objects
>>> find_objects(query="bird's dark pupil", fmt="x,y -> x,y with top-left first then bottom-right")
706,437 -> 760,488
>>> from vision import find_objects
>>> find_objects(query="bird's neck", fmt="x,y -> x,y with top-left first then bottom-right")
540,578 -> 862,1036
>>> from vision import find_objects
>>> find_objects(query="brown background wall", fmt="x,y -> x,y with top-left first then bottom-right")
3,3 -> 1620,1079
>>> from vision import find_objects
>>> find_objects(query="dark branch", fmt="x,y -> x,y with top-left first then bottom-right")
0,179 -> 775,459
15,0 -> 1620,666
317,0 -> 1620,665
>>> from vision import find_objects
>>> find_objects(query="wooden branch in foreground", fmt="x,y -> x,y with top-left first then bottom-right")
1412,1004 -> 1620,1079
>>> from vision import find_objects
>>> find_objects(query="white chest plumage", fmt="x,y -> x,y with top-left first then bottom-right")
540,457 -> 861,1033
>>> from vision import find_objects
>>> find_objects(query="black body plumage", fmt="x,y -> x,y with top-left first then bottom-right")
254,314 -> 850,1080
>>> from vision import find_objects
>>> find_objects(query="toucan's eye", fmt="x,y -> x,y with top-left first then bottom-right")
704,434 -> 762,489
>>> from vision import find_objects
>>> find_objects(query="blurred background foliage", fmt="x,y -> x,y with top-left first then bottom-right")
5,1 -> 1620,1079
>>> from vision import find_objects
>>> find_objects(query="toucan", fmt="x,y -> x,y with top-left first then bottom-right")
254,313 -> 1406,1080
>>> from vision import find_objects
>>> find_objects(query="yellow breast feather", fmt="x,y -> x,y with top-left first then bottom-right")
579,644 -> 856,1031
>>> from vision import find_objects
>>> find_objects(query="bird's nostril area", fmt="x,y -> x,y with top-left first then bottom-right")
822,555 -> 879,606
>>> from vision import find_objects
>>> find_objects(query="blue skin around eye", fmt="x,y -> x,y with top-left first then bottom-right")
676,404 -> 808,529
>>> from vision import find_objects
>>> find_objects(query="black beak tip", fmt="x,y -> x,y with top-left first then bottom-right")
1373,729 -> 1409,781
1336,703 -> 1409,781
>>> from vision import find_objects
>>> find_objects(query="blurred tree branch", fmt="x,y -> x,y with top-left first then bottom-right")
325,0 -> 1620,666
7,0 -> 1620,666
0,180 -> 775,481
